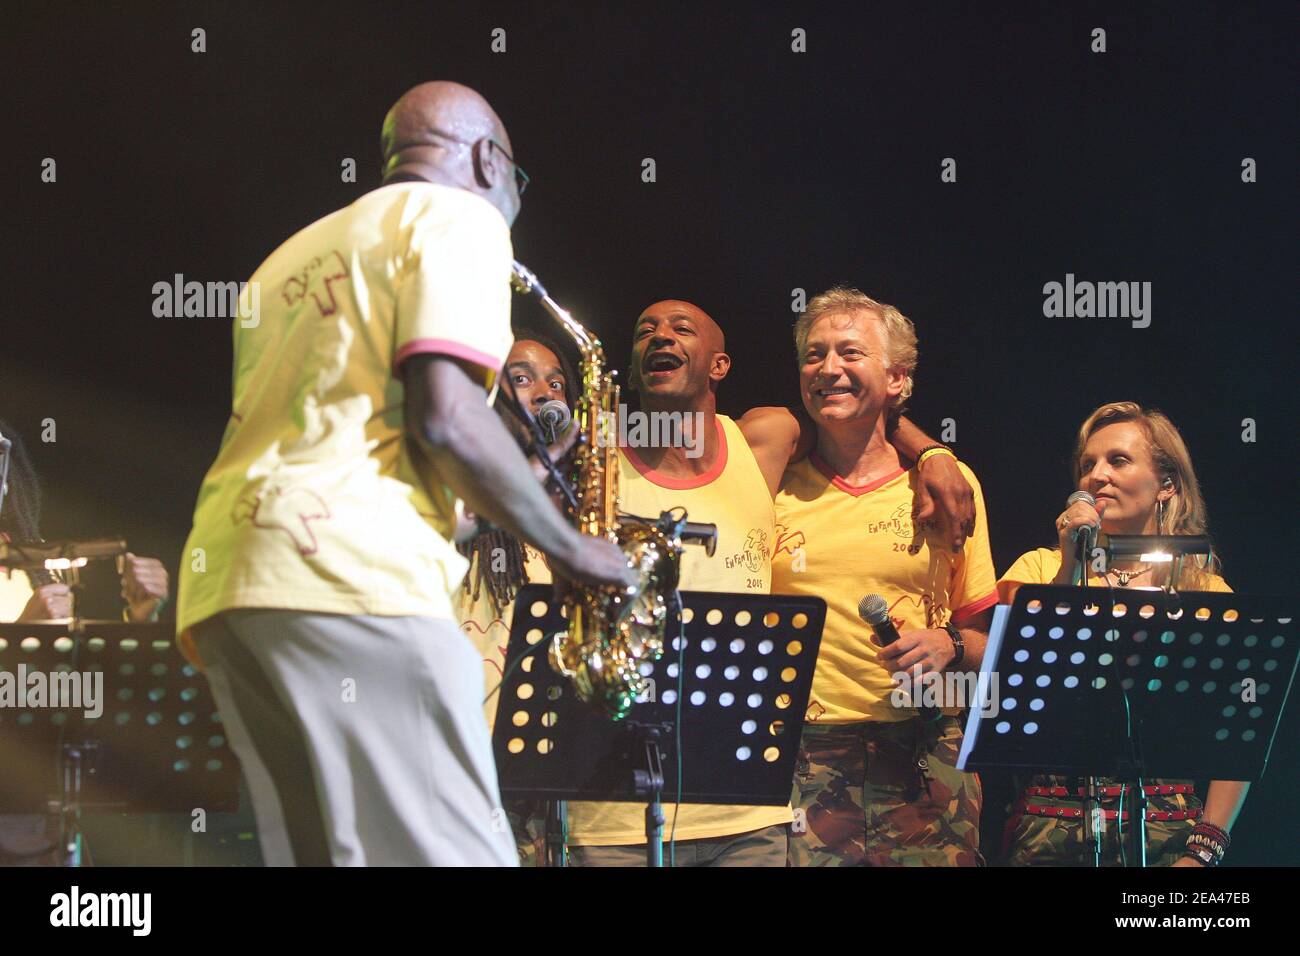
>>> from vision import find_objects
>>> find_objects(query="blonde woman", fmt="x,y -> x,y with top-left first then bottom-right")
997,402 -> 1248,867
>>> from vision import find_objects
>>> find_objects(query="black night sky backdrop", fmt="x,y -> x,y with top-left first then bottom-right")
5,2 -> 1297,865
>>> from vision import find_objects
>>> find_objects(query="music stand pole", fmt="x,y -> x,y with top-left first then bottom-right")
630,723 -> 669,867
1072,533 -> 1105,868
544,800 -> 568,867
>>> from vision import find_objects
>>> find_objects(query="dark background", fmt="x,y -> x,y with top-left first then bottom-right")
3,1 -> 1295,864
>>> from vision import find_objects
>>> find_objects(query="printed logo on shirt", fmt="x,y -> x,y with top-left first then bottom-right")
723,528 -> 770,576
887,591 -> 950,631
869,504 -> 914,540
231,484 -> 332,555
280,250 -> 351,317
775,525 -> 805,557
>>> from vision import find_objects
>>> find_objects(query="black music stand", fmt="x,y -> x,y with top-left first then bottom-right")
959,585 -> 1298,866
493,585 -> 826,867
0,622 -> 240,865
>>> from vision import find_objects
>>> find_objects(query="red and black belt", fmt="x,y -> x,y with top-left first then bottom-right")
1023,804 -> 1202,822
1024,784 -> 1195,799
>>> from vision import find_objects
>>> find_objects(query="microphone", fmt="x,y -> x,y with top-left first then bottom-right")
857,594 -> 901,645
537,400 -> 571,444
858,594 -> 940,722
0,430 -> 11,520
1066,490 -> 1099,555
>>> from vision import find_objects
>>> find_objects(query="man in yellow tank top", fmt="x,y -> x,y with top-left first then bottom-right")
459,306 -> 977,865
565,299 -> 977,865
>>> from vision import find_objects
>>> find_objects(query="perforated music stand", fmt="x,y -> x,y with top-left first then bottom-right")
0,622 -> 240,865
959,585 -> 1298,865
493,585 -> 826,867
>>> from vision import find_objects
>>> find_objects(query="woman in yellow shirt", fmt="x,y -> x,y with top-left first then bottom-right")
997,401 -> 1248,867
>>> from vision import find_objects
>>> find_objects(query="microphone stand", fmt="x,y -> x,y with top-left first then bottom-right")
1076,528 -> 1105,868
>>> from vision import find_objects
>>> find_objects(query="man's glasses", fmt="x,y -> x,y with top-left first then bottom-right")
488,140 -> 530,196
431,130 -> 529,195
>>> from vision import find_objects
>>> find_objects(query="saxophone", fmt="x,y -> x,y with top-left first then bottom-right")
510,260 -> 683,720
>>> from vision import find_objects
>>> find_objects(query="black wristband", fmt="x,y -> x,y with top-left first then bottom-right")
943,622 -> 965,669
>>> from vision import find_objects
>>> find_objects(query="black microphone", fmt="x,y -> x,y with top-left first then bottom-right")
537,400 -> 571,444
857,593 -> 940,722
0,430 -> 10,518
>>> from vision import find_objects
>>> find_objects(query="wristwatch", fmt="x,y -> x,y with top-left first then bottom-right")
1185,846 -> 1215,867
943,622 -> 965,669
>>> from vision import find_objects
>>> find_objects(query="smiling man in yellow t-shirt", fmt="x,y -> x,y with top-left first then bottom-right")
561,298 -> 976,866
770,287 -> 997,867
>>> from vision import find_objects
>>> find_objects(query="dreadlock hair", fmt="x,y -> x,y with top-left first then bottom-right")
456,329 -> 579,613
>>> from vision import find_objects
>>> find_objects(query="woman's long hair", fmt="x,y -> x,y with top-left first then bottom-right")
0,418 -> 42,544
457,330 -> 578,613
1071,401 -> 1220,589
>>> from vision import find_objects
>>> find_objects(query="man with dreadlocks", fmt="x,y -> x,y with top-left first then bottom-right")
455,330 -> 576,711
453,330 -> 577,864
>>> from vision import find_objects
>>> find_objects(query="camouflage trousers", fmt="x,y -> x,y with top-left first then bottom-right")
1003,777 -> 1199,867
504,800 -> 549,867
789,716 -> 983,867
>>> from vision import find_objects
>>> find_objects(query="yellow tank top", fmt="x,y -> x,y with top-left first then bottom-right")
566,415 -> 792,846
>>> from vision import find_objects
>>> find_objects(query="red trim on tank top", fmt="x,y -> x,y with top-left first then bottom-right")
621,418 -> 727,490
809,453 -> 905,497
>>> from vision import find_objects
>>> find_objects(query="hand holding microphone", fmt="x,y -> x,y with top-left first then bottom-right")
858,594 -> 943,722
1056,491 -> 1107,573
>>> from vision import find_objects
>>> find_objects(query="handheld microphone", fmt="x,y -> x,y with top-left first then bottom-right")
858,594 -> 940,722
0,430 -> 10,520
537,400 -> 571,444
1066,490 -> 1099,557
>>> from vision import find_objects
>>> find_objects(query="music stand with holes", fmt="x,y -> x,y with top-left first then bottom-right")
492,585 -> 826,867
959,585 -> 1298,866
0,622 -> 240,865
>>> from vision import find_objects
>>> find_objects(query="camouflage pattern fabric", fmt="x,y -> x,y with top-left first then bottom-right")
1003,774 -> 1198,867
789,716 -> 983,866
504,799 -> 549,867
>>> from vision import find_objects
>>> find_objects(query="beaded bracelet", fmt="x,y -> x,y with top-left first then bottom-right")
1182,828 -> 1228,866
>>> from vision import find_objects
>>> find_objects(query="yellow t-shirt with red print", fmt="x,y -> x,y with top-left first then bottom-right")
771,456 -> 998,725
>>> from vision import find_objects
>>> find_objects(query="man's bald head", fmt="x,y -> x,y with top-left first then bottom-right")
630,299 -> 730,408
644,300 -> 725,354
379,81 -> 521,225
